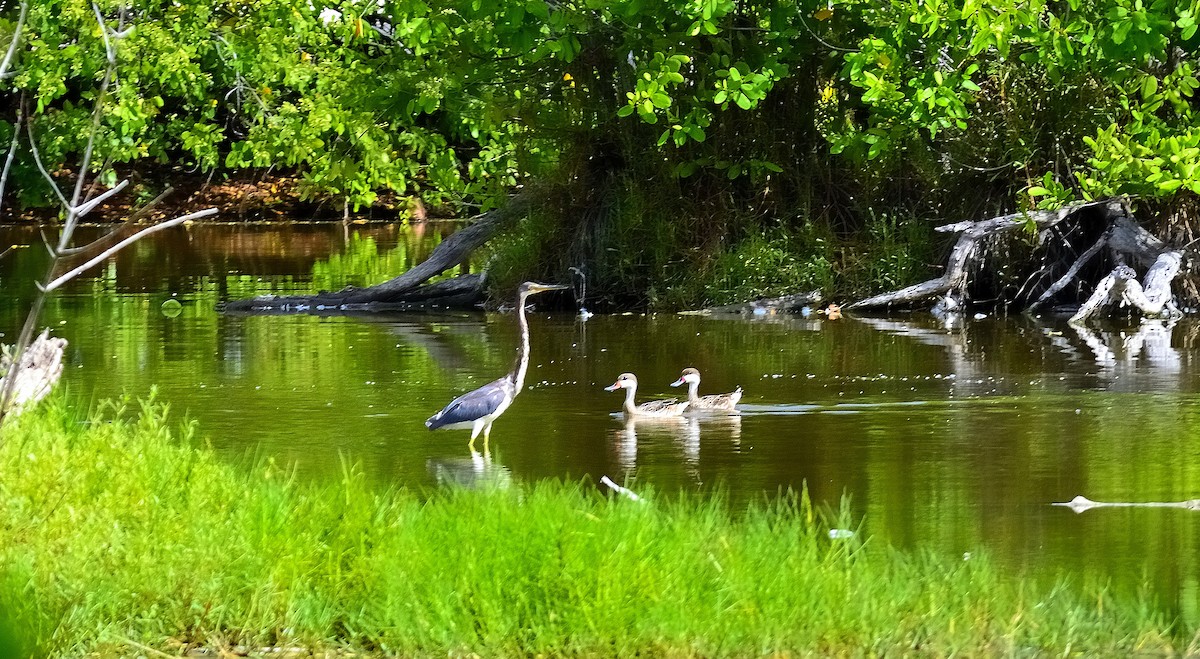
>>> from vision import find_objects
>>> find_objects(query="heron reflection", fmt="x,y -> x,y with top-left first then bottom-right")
427,450 -> 513,491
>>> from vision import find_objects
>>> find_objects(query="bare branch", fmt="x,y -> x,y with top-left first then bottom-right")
56,186 -> 174,258
42,208 -> 218,292
0,1 -> 30,79
58,2 -> 124,249
0,95 -> 23,221
72,179 -> 129,218
24,120 -> 71,208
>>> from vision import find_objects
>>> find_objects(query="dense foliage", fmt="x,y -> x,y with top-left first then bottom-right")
1,0 -> 1198,304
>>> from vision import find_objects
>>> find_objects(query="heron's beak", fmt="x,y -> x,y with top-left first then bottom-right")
531,283 -> 570,293
604,382 -> 621,391
669,377 -> 684,387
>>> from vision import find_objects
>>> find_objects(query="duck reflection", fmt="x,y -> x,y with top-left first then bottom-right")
427,450 -> 512,491
608,414 -> 743,475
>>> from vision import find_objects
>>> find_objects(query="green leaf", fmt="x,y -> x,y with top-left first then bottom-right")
1142,76 -> 1159,98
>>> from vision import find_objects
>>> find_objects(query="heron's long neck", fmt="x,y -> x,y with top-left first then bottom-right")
511,293 -> 532,391
687,380 -> 700,403
623,384 -> 638,415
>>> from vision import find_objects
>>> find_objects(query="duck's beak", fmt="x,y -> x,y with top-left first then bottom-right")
604,382 -> 621,391
669,377 -> 685,387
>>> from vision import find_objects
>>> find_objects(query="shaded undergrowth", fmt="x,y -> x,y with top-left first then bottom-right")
0,396 -> 1187,656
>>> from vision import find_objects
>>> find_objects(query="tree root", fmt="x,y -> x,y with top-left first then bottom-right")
849,198 -> 1191,321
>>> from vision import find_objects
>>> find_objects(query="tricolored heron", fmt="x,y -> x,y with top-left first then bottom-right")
669,367 -> 743,411
604,372 -> 689,417
425,281 -> 568,452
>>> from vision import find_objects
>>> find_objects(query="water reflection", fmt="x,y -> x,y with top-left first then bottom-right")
608,414 -> 742,482
427,450 -> 513,490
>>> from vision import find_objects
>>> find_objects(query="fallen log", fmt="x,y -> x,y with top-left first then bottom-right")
220,193 -> 532,314
0,329 -> 66,416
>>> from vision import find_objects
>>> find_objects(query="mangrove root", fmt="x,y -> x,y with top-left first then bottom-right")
849,199 -> 1190,321
0,329 -> 66,415
220,193 -> 532,314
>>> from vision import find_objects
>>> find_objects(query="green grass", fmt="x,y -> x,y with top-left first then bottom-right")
0,396 -> 1188,656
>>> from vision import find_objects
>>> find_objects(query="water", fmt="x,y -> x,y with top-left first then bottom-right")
3,222 -> 1200,622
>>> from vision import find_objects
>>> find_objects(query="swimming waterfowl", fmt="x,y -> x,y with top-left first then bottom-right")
604,372 -> 689,417
669,367 -> 742,411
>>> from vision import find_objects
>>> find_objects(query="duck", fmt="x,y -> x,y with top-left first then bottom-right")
669,367 -> 742,412
604,372 -> 689,418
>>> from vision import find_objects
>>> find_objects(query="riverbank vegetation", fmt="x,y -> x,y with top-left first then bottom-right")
2,0 -> 1199,306
0,396 -> 1190,656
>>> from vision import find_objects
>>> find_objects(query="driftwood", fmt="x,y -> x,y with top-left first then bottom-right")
220,193 -> 533,314
0,329 -> 66,414
849,199 -> 1188,321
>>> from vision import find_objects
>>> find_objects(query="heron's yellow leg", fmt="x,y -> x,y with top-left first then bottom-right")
482,422 -> 493,459
468,420 -> 484,453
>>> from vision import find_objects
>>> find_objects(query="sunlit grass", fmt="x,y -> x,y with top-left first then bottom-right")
0,396 -> 1186,656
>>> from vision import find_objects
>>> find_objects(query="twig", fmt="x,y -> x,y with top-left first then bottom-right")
600,475 -> 644,502
114,638 -> 175,659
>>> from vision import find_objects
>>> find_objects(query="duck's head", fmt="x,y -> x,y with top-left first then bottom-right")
670,367 -> 701,388
604,373 -> 637,391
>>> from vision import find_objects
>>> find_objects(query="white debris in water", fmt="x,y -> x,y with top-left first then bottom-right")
828,529 -> 855,539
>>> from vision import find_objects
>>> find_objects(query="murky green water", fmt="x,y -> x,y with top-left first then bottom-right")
3,222 -> 1200,621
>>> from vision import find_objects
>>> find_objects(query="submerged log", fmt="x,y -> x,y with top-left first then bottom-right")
684,290 -> 823,316
1053,495 -> 1200,514
849,199 -> 1189,321
220,273 -> 486,315
0,329 -> 66,415
220,193 -> 532,314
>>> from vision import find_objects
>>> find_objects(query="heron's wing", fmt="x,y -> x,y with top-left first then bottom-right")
426,378 -> 511,429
